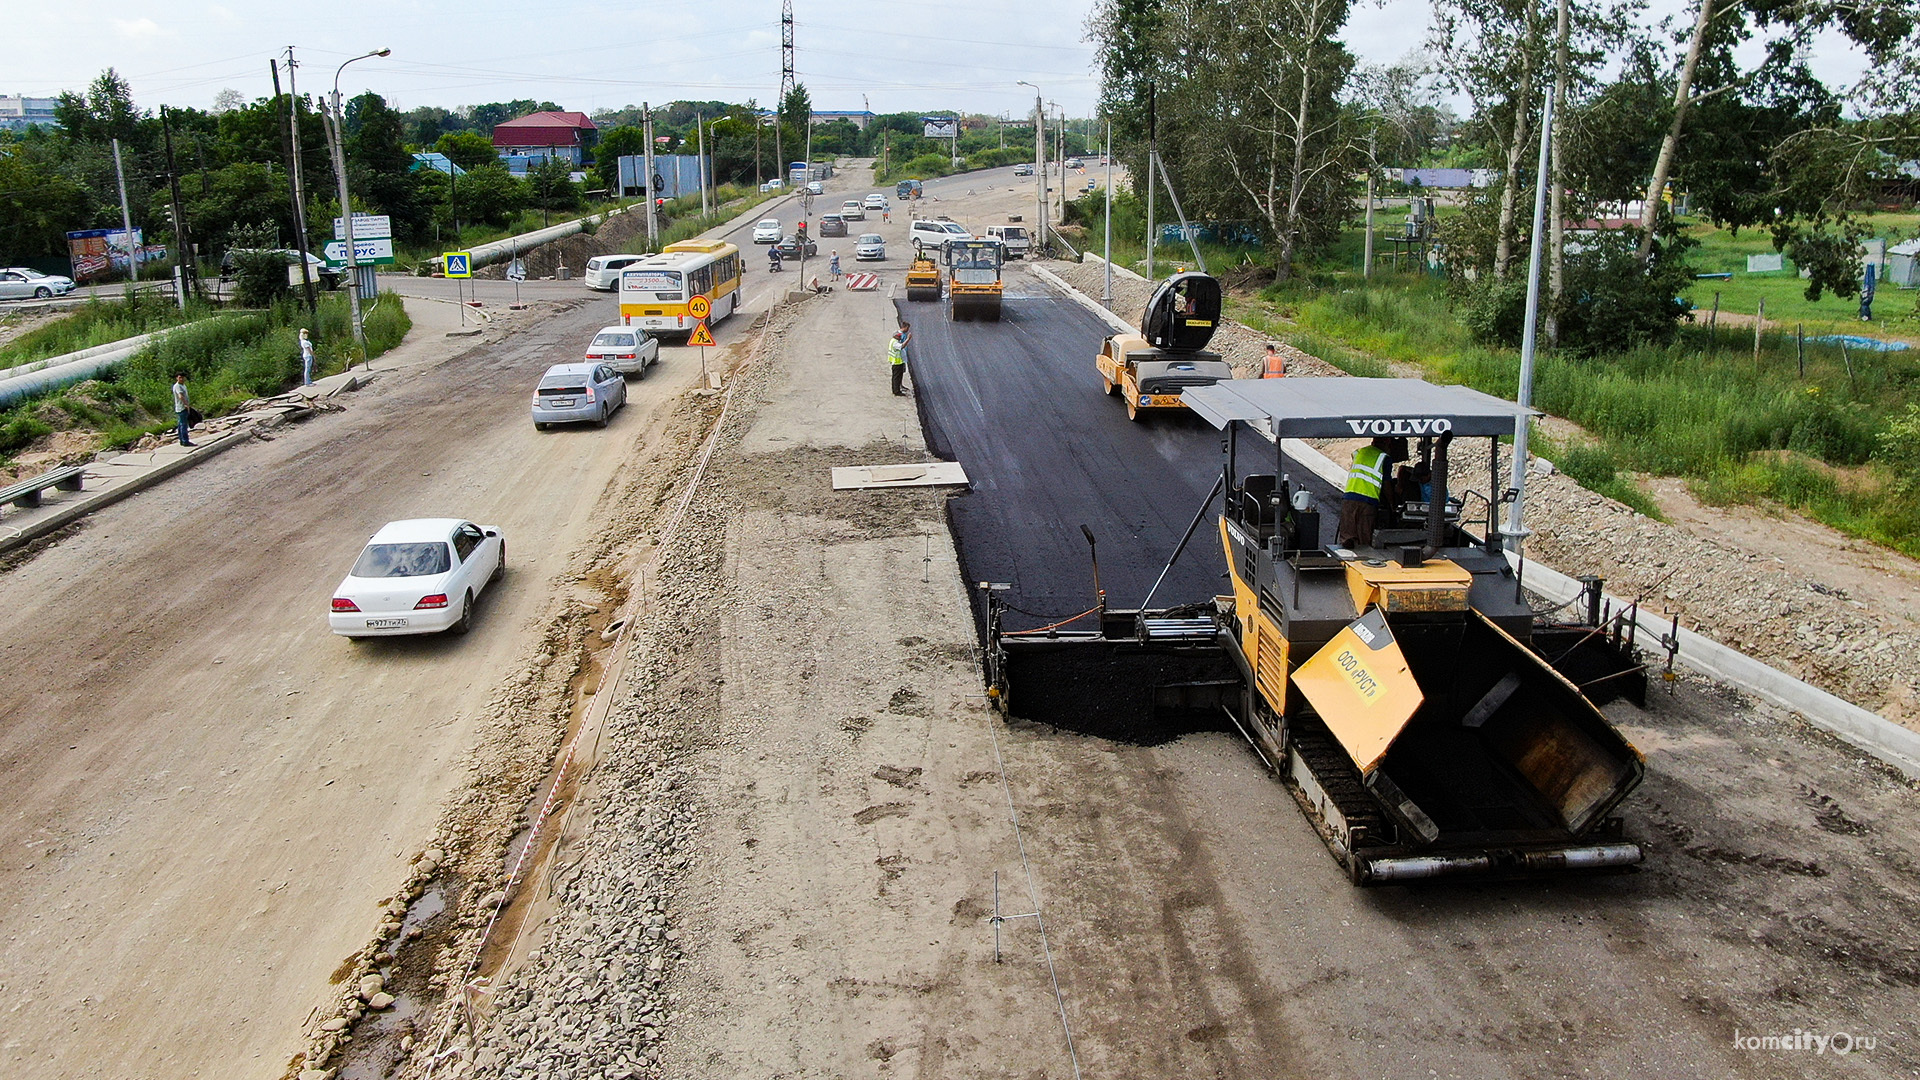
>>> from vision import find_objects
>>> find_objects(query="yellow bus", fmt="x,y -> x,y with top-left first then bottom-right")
618,239 -> 744,336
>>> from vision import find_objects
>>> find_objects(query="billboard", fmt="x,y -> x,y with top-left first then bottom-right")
65,228 -> 165,283
616,154 -> 707,198
922,116 -> 957,139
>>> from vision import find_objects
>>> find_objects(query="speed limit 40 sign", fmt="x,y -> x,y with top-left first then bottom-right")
688,294 -> 711,321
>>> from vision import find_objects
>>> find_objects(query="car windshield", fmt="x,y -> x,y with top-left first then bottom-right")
942,223 -> 969,235
859,235 -> 883,244
353,542 -> 451,578
592,332 -> 636,348
1001,228 -> 1026,239
758,220 -> 778,229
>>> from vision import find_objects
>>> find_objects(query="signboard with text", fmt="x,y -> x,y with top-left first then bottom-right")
333,214 -> 393,240
323,237 -> 397,266
922,116 -> 957,139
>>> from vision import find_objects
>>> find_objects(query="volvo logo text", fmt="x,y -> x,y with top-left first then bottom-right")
1345,418 -> 1454,436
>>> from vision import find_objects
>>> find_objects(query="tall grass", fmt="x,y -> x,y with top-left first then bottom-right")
1,291 -> 206,372
0,293 -> 411,461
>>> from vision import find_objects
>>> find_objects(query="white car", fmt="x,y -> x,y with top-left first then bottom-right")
909,219 -> 973,254
752,218 -> 782,244
0,268 -> 77,300
863,193 -> 888,211
854,233 -> 886,261
759,178 -> 785,192
584,325 -> 659,376
583,254 -> 646,291
330,519 -> 504,638
841,200 -> 865,221
806,180 -> 824,195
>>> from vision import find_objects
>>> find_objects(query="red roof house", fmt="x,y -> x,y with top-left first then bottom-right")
490,111 -> 598,164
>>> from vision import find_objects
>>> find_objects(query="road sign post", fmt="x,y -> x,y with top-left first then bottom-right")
444,251 -> 472,325
687,295 -> 714,382
506,257 -> 526,305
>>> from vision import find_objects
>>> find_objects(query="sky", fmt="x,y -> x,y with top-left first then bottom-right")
1,0 -> 1884,121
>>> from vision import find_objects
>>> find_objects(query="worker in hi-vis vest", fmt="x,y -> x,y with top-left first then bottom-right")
1338,437 -> 1394,548
1263,343 -> 1286,378
888,319 -> 912,396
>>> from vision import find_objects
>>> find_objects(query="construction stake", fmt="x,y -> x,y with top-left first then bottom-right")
1753,298 -> 1764,366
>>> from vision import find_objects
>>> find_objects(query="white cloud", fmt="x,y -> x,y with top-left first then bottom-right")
112,17 -> 165,41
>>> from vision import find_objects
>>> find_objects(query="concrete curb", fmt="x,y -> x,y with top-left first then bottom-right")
1279,437 -> 1920,779
0,427 -> 253,554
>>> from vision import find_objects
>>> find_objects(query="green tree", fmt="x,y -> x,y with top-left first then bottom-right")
55,69 -> 143,145
434,131 -> 499,172
346,92 -> 431,242
0,137 -> 93,258
451,165 -> 528,227
593,125 -> 648,193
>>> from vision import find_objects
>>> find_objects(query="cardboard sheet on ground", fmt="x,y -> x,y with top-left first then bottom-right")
830,462 -> 970,490
1291,607 -> 1424,774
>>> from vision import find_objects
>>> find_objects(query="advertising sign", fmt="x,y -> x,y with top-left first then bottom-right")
629,270 -> 681,292
323,237 -> 397,266
922,116 -> 957,139
65,227 -> 161,283
333,214 -> 392,240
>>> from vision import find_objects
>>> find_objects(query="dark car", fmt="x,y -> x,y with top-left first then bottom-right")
774,234 -> 818,259
819,214 -> 848,237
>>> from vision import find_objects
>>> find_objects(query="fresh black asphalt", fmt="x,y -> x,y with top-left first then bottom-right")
899,280 -> 1338,639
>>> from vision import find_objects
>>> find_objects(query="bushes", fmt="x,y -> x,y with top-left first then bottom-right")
0,291 -> 202,371
229,250 -> 293,307
1457,232 -> 1695,355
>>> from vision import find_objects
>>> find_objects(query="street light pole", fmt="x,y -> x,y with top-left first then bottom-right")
1017,82 -> 1043,251
325,47 -> 389,366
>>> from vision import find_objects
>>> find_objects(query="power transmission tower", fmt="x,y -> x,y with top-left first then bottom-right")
777,0 -> 794,176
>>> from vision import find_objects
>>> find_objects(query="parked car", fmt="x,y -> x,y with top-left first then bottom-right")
329,519 -> 504,638
220,249 -> 342,291
863,193 -> 888,211
909,218 -> 973,254
583,254 -> 646,291
819,214 -> 848,237
840,200 -> 866,221
805,180 -> 825,195
531,362 -> 627,429
759,178 -> 785,192
854,234 -> 886,261
1066,157 -> 1084,169
584,325 -> 659,376
1013,163 -> 1034,177
752,218 -> 783,244
774,234 -> 818,260
0,268 -> 77,301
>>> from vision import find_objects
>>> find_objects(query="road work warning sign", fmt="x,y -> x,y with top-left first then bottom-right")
688,320 -> 716,347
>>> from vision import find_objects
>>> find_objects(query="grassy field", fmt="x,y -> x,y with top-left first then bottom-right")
1679,211 -> 1919,338
1,291 -> 207,372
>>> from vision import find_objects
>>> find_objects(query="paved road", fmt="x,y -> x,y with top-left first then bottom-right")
900,279 -> 1337,633
0,289 -> 710,1079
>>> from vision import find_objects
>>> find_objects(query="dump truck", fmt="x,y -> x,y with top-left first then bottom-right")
985,377 -> 1652,885
1097,271 -> 1235,420
944,239 -> 1005,321
905,250 -> 942,302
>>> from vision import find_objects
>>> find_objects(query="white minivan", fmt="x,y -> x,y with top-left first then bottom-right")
584,254 -> 646,291
909,218 -> 973,254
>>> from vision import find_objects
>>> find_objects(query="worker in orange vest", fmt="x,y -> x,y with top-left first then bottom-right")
1263,343 -> 1286,378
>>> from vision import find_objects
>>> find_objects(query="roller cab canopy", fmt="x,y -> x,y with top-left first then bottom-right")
1182,377 -> 1536,439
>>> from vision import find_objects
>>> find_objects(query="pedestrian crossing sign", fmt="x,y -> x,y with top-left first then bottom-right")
444,251 -> 472,278
688,320 -> 716,347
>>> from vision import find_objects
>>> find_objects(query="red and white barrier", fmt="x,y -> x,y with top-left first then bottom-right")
845,273 -> 880,291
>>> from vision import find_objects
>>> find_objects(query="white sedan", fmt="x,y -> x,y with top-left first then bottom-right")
329,519 -> 505,638
753,218 -> 782,244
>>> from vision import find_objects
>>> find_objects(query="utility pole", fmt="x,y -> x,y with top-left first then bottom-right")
1363,128 -> 1376,278
1545,0 -> 1571,346
110,138 -> 137,284
281,48 -> 318,313
643,104 -> 658,249
271,61 -> 317,315
161,107 -> 192,309
1019,82 -> 1044,251
1504,94 -> 1555,554
324,48 -> 389,366
1052,103 -> 1064,222
697,113 -> 710,219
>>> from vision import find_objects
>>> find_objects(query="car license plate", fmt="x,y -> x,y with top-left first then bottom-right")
366,618 -> 408,628
548,398 -> 575,407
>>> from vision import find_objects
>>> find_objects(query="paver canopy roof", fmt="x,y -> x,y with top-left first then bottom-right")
1182,377 -> 1535,439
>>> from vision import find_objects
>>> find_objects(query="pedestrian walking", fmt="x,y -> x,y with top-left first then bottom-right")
299,328 -> 316,386
1262,343 -> 1286,378
172,373 -> 195,447
829,251 -> 842,281
882,206 -> 891,224
887,320 -> 912,396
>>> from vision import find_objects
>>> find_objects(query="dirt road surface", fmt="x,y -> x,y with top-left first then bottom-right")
0,283 -> 738,1078
437,163 -> 1920,1080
